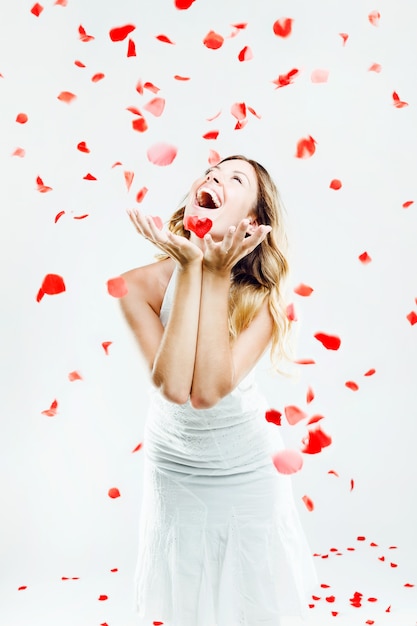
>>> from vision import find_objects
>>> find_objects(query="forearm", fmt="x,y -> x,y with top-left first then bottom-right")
190,268 -> 234,409
152,261 -> 202,404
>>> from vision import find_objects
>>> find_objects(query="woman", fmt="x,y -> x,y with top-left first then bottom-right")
120,156 -> 317,626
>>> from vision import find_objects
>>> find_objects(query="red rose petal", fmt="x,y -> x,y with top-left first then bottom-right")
110,568 -> 118,572
57,91 -> 77,104
329,179 -> 342,190
108,488 -> 120,499
368,10 -> 380,26
91,73 -> 105,82
294,283 -> 314,296
36,176 -> 53,192
109,24 -> 136,42
147,142 -> 177,166
364,368 -> 376,376
98,594 -> 108,600
208,149 -> 221,165
127,39 -> 136,57
306,387 -> 315,404
404,583 -> 415,587
107,277 -> 128,298
102,341 -> 112,355
12,147 -> 26,157
151,216 -> 163,230
156,34 -> 175,44
286,303 -> 297,321
368,63 -> 382,72
136,187 -> 148,203
202,130 -> 219,140
78,25 -> 94,42
406,311 -> 417,325
295,358 -> 316,364
231,102 -> 247,121
272,68 -> 299,88
83,173 -> 97,180
238,46 -> 253,62
144,97 -> 166,117
183,215 -> 212,238
55,211 -> 65,223
321,584 -> 331,588
402,200 -> 414,208
328,470 -> 339,477
392,91 -> 408,108
132,442 -> 143,453
153,623 -> 164,626
314,332 -> 341,350
302,426 -> 332,454
359,251 -> 372,264
74,60 -> 86,68
350,479 -> 355,491
265,409 -> 282,426
234,119 -> 248,131
307,414 -> 324,425
325,595 -> 336,603
31,3 -> 43,17
339,33 -> 349,45
273,17 -> 293,37
77,141 -> 90,153
284,405 -> 308,425
345,381 -> 359,391
73,214 -> 89,220
175,0 -> 196,8
295,136 -> 316,158
16,113 -> 28,124
311,69 -> 329,83
18,586 -> 27,590
41,399 -> 58,417
206,110 -> 221,122
273,449 -> 304,474
132,117 -> 148,133
144,81 -> 160,93
37,274 -> 66,301
365,621 -> 375,625
124,171 -> 134,191
174,75 -> 190,81
203,30 -> 224,49
357,536 -> 366,541
54,0 -> 68,5
68,371 -> 82,381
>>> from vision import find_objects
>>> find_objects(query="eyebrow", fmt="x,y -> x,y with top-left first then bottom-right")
206,165 -> 251,185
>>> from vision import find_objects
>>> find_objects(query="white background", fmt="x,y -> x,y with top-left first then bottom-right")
1,0 -> 416,624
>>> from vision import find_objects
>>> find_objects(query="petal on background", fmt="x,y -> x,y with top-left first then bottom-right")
294,283 -> 314,296
41,399 -> 58,417
83,173 -> 97,180
272,449 -> 304,474
151,216 -> 163,230
127,106 -> 143,116
307,415 -> 324,425
345,381 -> 359,391
203,30 -> 224,49
311,69 -> 329,83
30,3 -> 44,17
206,110 -> 222,121
306,387 -> 315,403
302,426 -> 332,454
295,358 -> 316,364
402,200 -> 414,208
68,371 -> 83,381
364,368 -> 376,376
295,136 -> 316,158
368,63 -> 382,72
314,332 -> 341,350
339,33 -> 349,45
107,277 -> 128,298
208,149 -> 221,165
36,175 -> 53,192
328,470 -> 339,477
406,311 -> 417,325
286,303 -> 297,321
124,171 -> 134,191
54,211 -> 65,223
273,17 -> 293,37
174,75 -> 190,80
18,586 -> 27,590
284,405 -> 308,425
174,0 -> 196,8
147,142 -> 178,166
74,60 -> 86,68
78,25 -> 95,42
272,68 -> 299,88
368,10 -> 381,26
98,594 -> 108,600
37,274 -> 66,300
102,341 -> 112,355
329,179 -> 342,190
108,488 -> 120,499
109,24 -> 136,42
202,130 -> 219,140
265,409 -> 282,426
183,215 -> 212,238
136,187 -> 149,202
16,113 -> 28,124
156,34 -> 175,44
132,442 -> 143,453
91,73 -> 105,82
392,91 -> 408,108
350,479 -> 355,491
73,214 -> 89,220
57,91 -> 77,104
132,117 -> 148,132
54,0 -> 68,5
77,141 -> 90,153
238,46 -> 253,62
359,251 -> 372,264
231,102 -> 246,121
12,147 -> 26,157
144,97 -> 166,117
302,495 -> 314,511
127,39 -> 136,57
247,106 -> 261,118
144,81 -> 160,93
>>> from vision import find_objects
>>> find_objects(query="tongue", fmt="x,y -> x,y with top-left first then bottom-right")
199,190 -> 217,209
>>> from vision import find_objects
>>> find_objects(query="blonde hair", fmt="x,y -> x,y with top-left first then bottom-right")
161,155 -> 292,369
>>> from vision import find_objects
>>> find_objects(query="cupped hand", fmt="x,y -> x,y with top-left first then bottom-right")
202,218 -> 272,275
127,210 -> 203,266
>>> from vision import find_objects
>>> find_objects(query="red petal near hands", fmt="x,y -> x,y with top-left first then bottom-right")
202,130 -> 219,140
132,442 -> 143,452
109,24 -> 136,41
132,117 -> 148,132
307,414 -> 324,425
403,200 -> 414,208
102,341 -> 112,355
174,75 -> 190,81
364,368 -> 376,376
156,34 -> 175,44
273,17 -> 293,37
302,495 -> 314,511
12,147 -> 26,157
272,68 -> 299,88
151,216 -> 163,230
124,171 -> 134,191
273,449 -> 304,474
368,63 -> 382,72
294,283 -> 313,296
127,39 -> 136,57
306,387 -> 315,404
183,215 -> 213,238
74,60 -> 86,68
359,251 -> 372,264
108,488 -> 120,499
144,97 -> 166,117
57,91 -> 77,103
231,102 -> 246,121
208,149 -> 221,165
330,179 -> 342,190
147,143 -> 177,166
98,594 -> 108,600
77,141 -> 90,153
265,409 -> 282,426
91,73 -> 105,82
83,173 -> 97,180
286,303 -> 297,321
295,136 -> 316,158
107,277 -> 128,298
406,311 -> 417,325
78,25 -> 94,42
368,10 -> 381,26
144,81 -> 160,93
39,274 -> 66,296
31,3 -> 43,16
314,332 -> 341,350
136,187 -> 148,202
284,405 -> 308,425
339,33 -> 349,45
203,30 -> 224,49
345,381 -> 359,391
68,371 -> 82,381
16,113 -> 28,124
311,69 -> 329,83
55,211 -> 65,222
175,0 -> 196,8
302,426 -> 332,454
238,46 -> 253,62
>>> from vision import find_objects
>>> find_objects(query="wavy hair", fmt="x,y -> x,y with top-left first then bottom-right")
160,155 -> 292,369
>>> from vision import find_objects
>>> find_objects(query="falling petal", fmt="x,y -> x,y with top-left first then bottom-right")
247,106 -> 261,118
306,387 -> 315,403
144,81 -> 160,93
98,594 -> 108,600
73,214 -> 89,220
91,73 -> 105,82
238,46 -> 253,62
311,69 -> 329,83
18,586 -> 27,590
339,33 -> 349,45
151,216 -> 163,230
41,399 -> 58,417
208,150 -> 221,165
83,173 -> 97,180
136,187 -> 148,202
272,449 -> 304,474
124,171 -> 134,191
132,117 -> 148,132
284,405 -> 308,425
307,414 -> 324,425
57,91 -> 77,103
175,0 -> 196,8
406,311 -> 417,325
37,274 -> 66,301
265,409 -> 282,426
402,200 -> 414,208
132,442 -> 143,453
109,24 -> 136,41
78,25 -> 94,42
203,30 -> 224,49
302,495 -> 314,511
345,381 -> 359,391
12,147 -> 26,157
127,39 -> 136,57
359,251 -> 372,264
107,277 -> 128,298
364,368 -> 376,376
273,17 -> 293,37
295,136 -> 316,158
174,75 -> 190,80
31,3 -> 43,16
368,63 -> 382,72
350,479 -> 355,491
54,211 -> 65,223
295,358 -> 316,364
314,332 -> 341,350
234,119 -> 248,130
272,68 -> 299,88
368,10 -> 381,26
328,470 -> 339,477
74,60 -> 86,68
183,215 -> 212,238
230,102 -> 246,121
294,283 -> 313,296
54,0 -> 67,5
206,110 -> 222,121
127,106 -> 142,116
68,371 -> 82,381
392,91 -> 408,108
102,341 -> 112,355
108,488 -> 120,499
144,97 -> 166,117
147,142 -> 177,166
77,141 -> 90,153
286,303 -> 297,321
302,426 -> 332,454
36,176 -> 53,192
156,34 -> 175,44
329,179 -> 342,190
16,113 -> 28,124
202,130 -> 219,140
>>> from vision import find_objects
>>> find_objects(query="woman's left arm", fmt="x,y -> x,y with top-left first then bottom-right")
190,219 -> 273,409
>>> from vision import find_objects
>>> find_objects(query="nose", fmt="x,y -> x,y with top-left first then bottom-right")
206,171 -> 221,184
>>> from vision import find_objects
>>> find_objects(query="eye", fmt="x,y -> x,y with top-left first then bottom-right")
232,175 -> 242,184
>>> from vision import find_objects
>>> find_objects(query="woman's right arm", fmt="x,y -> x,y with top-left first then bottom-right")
119,212 -> 203,405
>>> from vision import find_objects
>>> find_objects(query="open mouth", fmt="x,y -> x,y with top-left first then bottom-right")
195,186 -> 222,209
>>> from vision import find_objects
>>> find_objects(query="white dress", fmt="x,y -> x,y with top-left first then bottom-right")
134,268 -> 317,626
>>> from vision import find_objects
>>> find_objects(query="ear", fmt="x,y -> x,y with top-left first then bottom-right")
246,215 -> 259,235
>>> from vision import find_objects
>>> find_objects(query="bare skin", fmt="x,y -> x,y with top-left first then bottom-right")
120,159 -> 274,409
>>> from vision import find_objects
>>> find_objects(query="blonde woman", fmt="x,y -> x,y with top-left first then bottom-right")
120,156 -> 317,625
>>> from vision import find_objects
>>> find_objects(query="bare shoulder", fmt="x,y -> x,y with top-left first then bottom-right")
121,257 -> 175,314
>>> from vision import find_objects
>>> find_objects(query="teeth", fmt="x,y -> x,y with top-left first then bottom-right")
197,186 -> 221,208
